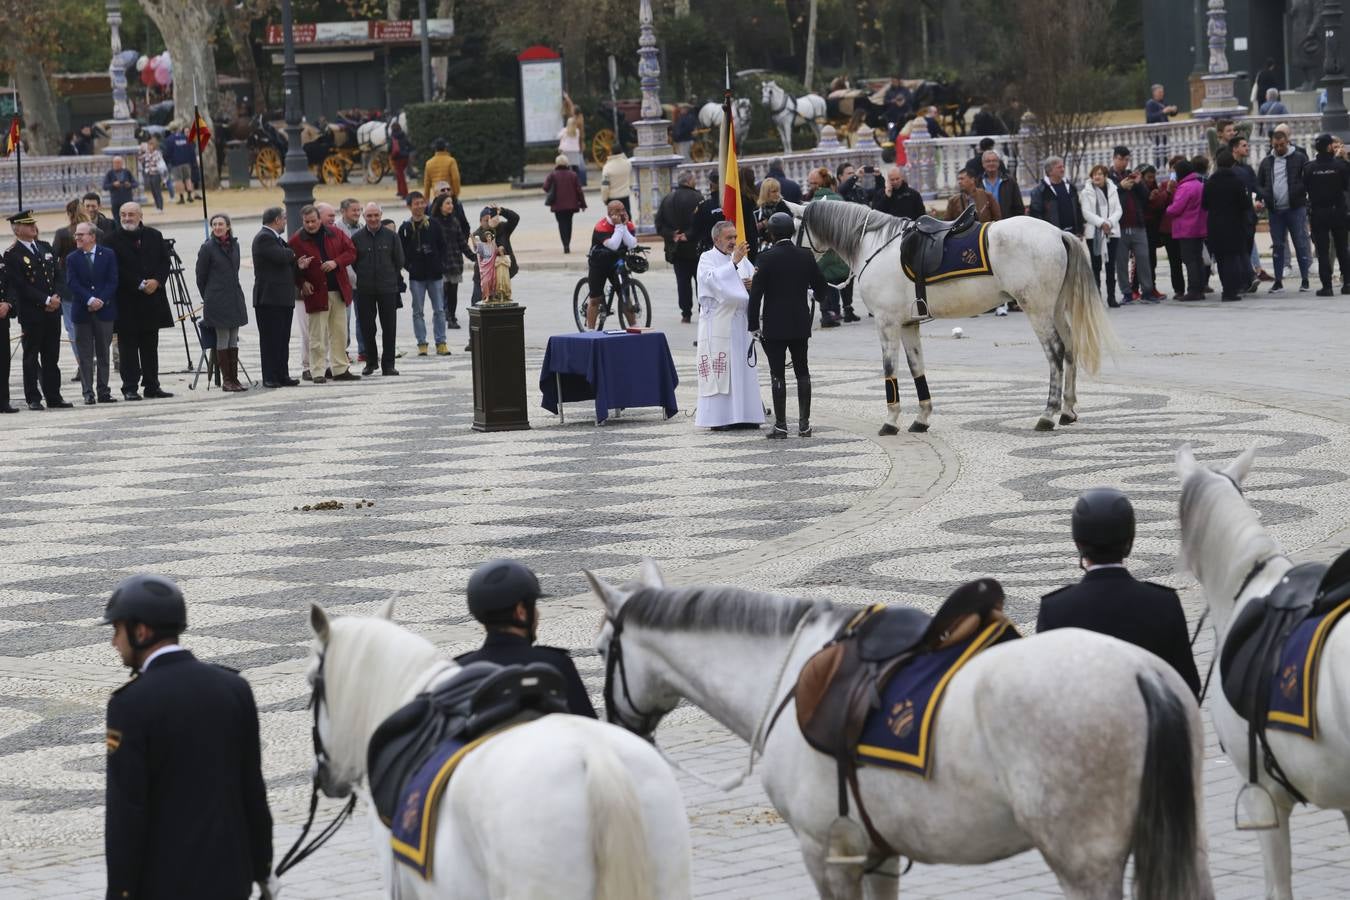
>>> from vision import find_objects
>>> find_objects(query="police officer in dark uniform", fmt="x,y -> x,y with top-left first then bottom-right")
101,574 -> 275,900
1037,488 -> 1201,696
4,210 -> 72,410
0,253 -> 16,413
1303,133 -> 1350,296
749,212 -> 828,439
455,559 -> 598,718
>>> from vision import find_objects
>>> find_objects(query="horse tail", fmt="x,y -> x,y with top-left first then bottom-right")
584,732 -> 656,900
1059,231 -> 1118,376
1132,671 -> 1209,900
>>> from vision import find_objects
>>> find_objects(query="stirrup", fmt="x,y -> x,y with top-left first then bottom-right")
824,815 -> 869,866
911,299 -> 930,319
1235,783 -> 1279,831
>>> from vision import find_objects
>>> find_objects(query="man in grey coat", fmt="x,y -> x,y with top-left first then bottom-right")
351,202 -> 405,375
251,207 -> 303,388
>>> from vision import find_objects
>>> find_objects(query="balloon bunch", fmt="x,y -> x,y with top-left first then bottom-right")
137,51 -> 173,88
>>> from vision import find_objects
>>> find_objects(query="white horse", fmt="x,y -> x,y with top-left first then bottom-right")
302,601 -> 691,900
761,80 -> 827,152
792,199 -> 1118,433
357,111 -> 407,151
587,562 -> 1213,900
698,98 -> 753,141
1175,445 -> 1350,900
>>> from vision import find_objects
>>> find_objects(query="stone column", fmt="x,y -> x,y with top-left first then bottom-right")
630,0 -> 683,236
1323,0 -> 1350,137
103,0 -> 139,164
1193,0 -> 1248,118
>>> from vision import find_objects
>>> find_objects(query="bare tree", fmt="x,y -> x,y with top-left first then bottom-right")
223,0 -> 268,114
138,0 -> 222,187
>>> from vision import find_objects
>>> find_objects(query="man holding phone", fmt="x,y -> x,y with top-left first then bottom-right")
585,200 -> 637,329
1109,146 -> 1156,302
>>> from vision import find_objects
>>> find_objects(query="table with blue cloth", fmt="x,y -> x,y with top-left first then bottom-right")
540,331 -> 679,424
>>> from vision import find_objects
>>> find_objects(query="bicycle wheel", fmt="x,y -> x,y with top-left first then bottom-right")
572,277 -> 591,331
621,278 -> 653,327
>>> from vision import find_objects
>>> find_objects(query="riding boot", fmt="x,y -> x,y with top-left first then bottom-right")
222,349 -> 245,392
769,376 -> 788,437
797,377 -> 812,437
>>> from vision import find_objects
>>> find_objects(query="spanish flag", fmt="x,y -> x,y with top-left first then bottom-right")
1,117 -> 19,158
719,98 -> 745,247
187,110 -> 212,152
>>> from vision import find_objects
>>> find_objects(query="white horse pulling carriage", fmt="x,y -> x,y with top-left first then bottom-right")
760,80 -> 827,152
293,601 -> 691,899
356,112 -> 407,185
698,97 -> 753,143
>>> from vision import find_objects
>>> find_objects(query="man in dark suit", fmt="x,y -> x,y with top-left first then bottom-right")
748,213 -> 828,439
455,559 -> 597,718
65,221 -> 119,404
4,210 -> 72,410
251,207 -> 301,388
0,255 -> 14,413
1037,487 -> 1201,696
101,573 -> 275,900
105,202 -> 174,400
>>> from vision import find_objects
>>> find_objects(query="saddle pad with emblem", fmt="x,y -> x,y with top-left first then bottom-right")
901,221 -> 993,285
390,728 -> 512,880
1265,597 -> 1350,738
856,618 -> 1017,777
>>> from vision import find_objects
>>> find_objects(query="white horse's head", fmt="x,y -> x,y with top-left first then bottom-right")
760,81 -> 777,105
305,599 -> 442,798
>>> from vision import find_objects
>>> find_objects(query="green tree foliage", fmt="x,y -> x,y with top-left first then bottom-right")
405,98 -> 524,183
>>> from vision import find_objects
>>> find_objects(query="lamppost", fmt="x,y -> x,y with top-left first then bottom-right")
418,0 -> 433,102
1322,0 -> 1350,137
103,0 -> 139,161
278,0 -> 316,234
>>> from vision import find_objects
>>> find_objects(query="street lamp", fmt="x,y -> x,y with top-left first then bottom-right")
278,0 -> 316,235
1322,0 -> 1350,137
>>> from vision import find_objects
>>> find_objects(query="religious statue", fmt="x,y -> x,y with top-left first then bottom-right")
1288,0 -> 1325,91
475,228 -> 512,304
1206,0 -> 1229,76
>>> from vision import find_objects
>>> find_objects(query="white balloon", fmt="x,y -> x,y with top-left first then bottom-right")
160,50 -> 171,65
136,55 -> 149,72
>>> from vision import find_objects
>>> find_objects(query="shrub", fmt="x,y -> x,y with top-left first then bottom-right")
405,99 -> 525,185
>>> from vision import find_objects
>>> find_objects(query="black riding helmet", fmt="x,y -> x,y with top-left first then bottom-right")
100,573 -> 188,645
1071,487 -> 1136,563
467,559 -> 545,625
767,211 -> 795,240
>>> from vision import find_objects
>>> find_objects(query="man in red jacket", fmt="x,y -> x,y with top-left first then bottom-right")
290,205 -> 359,383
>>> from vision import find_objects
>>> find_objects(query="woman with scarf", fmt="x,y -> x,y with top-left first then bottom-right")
1079,164 -> 1122,306
430,192 -> 475,329
195,213 -> 249,391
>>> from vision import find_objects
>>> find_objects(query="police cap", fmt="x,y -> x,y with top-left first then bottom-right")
1315,133 -> 1336,154
466,559 -> 544,619
100,573 -> 188,631
767,211 -> 795,240
1071,487 -> 1135,559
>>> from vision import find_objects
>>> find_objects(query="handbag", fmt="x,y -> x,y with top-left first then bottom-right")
545,183 -> 557,207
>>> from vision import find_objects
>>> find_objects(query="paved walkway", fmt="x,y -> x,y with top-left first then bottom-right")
1,205 -> 1348,898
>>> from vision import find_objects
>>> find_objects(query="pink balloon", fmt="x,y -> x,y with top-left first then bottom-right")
141,66 -> 157,86
154,66 -> 171,86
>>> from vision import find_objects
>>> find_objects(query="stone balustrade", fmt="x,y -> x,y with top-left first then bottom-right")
674,142 -> 885,196
0,156 -> 126,213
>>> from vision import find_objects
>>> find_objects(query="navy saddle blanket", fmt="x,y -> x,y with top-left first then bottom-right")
901,221 -> 993,285
1265,597 -> 1350,737
856,617 -> 1016,777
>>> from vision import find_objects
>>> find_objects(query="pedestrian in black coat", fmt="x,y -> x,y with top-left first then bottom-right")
5,211 -> 71,409
104,203 -> 173,399
655,173 -> 705,323
250,208 -> 300,387
871,166 -> 927,219
748,221 -> 829,438
1303,134 -> 1350,295
1201,151 -> 1254,300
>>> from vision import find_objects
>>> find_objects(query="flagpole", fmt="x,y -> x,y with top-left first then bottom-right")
193,79 -> 208,237
14,89 -> 23,210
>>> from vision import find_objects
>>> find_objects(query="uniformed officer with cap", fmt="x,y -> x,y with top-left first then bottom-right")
456,559 -> 598,718
4,210 -> 72,410
1303,133 -> 1350,296
1037,487 -> 1201,696
101,574 -> 276,900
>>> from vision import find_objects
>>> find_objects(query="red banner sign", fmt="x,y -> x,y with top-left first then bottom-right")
265,19 -> 453,46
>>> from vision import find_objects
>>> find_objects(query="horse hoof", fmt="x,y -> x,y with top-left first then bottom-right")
1034,418 -> 1056,432
878,423 -> 900,436
908,421 -> 929,433
1059,413 -> 1078,426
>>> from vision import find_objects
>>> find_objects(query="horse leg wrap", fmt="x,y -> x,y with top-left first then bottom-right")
914,375 -> 930,403
884,376 -> 900,405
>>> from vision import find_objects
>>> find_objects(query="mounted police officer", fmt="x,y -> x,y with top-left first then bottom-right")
748,212 -> 828,439
456,559 -> 598,718
101,574 -> 275,900
1037,488 -> 1201,696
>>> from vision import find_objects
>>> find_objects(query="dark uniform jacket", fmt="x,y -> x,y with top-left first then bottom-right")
455,631 -> 597,719
249,227 -> 297,309
1302,152 -> 1350,229
1036,567 -> 1201,697
748,240 -> 829,340
104,226 -> 173,334
105,650 -> 272,900
3,239 -> 64,326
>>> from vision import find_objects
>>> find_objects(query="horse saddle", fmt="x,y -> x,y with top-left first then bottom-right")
900,204 -> 978,284
368,662 -> 568,826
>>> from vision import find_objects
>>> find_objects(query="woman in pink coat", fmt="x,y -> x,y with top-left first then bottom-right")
1165,158 -> 1208,301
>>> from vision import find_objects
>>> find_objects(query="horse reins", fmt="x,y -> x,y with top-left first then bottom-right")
798,207 -> 909,292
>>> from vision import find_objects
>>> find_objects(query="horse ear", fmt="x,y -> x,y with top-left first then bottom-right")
583,569 -> 624,612
638,558 -> 666,590
309,602 -> 331,643
1223,445 -> 1258,485
1175,443 -> 1198,479
784,200 -> 806,218
377,595 -> 396,621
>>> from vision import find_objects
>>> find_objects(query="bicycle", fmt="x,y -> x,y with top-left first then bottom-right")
572,246 -> 653,331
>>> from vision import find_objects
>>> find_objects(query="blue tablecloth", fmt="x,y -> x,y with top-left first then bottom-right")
540,331 -> 680,424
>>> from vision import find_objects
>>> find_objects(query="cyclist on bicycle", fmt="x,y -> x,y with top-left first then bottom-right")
586,200 -> 638,329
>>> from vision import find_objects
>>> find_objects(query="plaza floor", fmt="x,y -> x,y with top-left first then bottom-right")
1,204 -> 1348,898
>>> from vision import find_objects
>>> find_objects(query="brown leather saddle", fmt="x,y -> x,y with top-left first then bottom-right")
790,578 -> 1007,858
898,203 -> 978,318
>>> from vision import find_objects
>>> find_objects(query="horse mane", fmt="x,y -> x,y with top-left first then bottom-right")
1178,466 -> 1282,610
621,585 -> 839,637
802,199 -> 906,261
321,616 -> 445,746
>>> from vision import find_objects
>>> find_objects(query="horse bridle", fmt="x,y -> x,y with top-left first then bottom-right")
276,651 -> 356,877
601,603 -> 669,738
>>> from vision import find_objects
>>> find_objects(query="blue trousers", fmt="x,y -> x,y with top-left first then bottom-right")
410,279 -> 446,345
1268,206 -> 1312,283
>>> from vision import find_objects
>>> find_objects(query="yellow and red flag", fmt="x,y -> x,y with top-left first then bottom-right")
188,110 -> 212,152
2,117 -> 19,157
719,99 -> 746,247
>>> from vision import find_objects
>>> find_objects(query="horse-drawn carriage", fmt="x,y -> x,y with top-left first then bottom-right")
825,77 -> 972,144
236,110 -> 407,187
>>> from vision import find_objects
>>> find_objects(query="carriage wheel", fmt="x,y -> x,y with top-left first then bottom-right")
591,129 -> 614,165
690,142 -> 708,163
364,151 -> 389,185
321,155 -> 349,185
254,147 -> 282,189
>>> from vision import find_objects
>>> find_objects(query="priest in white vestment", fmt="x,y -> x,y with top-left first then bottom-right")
695,221 -> 765,429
